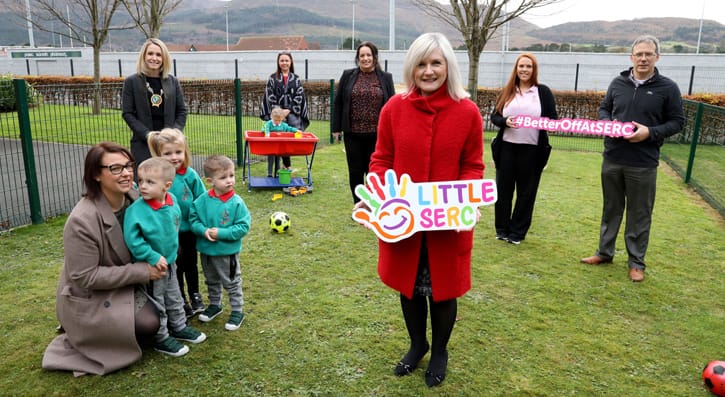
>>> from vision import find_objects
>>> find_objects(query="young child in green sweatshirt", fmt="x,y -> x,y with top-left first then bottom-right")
190,155 -> 251,331
123,157 -> 207,357
148,128 -> 207,318
264,106 -> 302,177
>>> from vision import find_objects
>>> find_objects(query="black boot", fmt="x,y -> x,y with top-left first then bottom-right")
394,294 -> 430,376
425,298 -> 457,387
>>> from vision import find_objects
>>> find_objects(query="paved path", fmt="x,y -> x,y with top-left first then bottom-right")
0,138 -> 87,229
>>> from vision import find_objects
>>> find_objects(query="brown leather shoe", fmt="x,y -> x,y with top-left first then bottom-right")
629,268 -> 645,282
580,255 -> 611,265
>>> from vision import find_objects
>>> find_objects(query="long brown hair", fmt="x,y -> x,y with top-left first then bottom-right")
275,52 -> 295,78
495,53 -> 539,114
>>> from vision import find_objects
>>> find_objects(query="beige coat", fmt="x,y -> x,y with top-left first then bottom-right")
42,191 -> 151,376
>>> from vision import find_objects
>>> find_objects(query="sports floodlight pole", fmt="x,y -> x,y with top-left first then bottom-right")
696,0 -> 705,54
351,0 -> 356,50
25,0 -> 35,47
389,0 -> 395,50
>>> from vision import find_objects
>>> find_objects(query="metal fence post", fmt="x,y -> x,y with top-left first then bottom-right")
684,102 -> 703,183
329,78 -> 335,144
118,59 -> 122,77
70,59 -> 74,76
574,63 -> 580,92
13,79 -> 43,224
173,59 -> 177,76
688,66 -> 695,96
234,78 -> 243,166
305,59 -> 309,81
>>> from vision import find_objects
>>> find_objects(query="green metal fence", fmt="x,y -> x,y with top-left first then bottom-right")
1,80 -> 722,231
661,100 -> 725,217
0,78 -> 332,230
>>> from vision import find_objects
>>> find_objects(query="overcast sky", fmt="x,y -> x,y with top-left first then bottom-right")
520,0 -> 725,27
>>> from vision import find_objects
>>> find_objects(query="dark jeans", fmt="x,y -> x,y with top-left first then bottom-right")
494,141 -> 543,241
343,132 -> 377,203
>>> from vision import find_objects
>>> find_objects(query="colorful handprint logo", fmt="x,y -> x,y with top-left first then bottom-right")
353,170 -> 416,243
353,169 -> 497,243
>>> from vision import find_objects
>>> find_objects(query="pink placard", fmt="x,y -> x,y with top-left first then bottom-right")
512,115 -> 635,137
352,169 -> 497,243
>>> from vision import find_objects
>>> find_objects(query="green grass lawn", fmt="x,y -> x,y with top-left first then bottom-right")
662,143 -> 724,213
0,143 -> 723,396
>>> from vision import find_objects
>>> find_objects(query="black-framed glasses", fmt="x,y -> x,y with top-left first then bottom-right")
99,162 -> 135,175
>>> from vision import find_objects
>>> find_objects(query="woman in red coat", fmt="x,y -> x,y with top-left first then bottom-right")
364,32 -> 484,387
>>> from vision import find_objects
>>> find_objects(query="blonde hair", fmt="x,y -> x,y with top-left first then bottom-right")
137,157 -> 176,183
136,38 -> 172,78
270,106 -> 285,120
148,128 -> 192,168
202,155 -> 234,178
402,32 -> 469,101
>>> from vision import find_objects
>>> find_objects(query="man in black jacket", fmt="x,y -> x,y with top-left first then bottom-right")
581,35 -> 685,282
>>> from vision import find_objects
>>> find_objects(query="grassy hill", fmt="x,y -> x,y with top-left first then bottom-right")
1,0 -> 723,53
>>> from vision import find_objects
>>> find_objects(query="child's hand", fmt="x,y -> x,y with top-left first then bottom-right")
205,228 -> 218,242
155,256 -> 168,271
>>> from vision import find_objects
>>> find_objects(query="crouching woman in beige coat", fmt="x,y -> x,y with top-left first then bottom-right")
42,142 -> 167,376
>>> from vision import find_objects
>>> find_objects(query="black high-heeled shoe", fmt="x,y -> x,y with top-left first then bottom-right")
393,342 -> 430,376
424,350 -> 448,387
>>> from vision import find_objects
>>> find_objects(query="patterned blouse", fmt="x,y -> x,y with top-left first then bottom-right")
349,71 -> 384,134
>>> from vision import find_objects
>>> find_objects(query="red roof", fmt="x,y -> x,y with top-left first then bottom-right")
166,35 -> 320,52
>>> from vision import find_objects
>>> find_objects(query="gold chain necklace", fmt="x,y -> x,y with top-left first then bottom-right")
145,80 -> 164,108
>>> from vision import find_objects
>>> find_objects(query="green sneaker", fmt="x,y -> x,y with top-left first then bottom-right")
225,311 -> 246,331
171,326 -> 207,344
154,337 -> 189,357
199,304 -> 223,322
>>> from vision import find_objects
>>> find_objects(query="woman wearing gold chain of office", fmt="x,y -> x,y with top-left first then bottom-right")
122,38 -> 188,178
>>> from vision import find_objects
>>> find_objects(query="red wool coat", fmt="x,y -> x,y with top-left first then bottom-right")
369,85 -> 484,301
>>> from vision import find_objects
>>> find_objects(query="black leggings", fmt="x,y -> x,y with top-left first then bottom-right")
176,231 -> 200,300
343,132 -> 377,203
400,294 -> 457,362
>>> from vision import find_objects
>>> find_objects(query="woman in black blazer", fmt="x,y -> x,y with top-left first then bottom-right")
122,38 -> 187,170
332,41 -> 395,203
490,53 -> 557,244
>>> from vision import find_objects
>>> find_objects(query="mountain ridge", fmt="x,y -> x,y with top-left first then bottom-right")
1,0 -> 722,52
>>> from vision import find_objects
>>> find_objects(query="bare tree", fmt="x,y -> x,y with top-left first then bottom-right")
121,0 -> 183,38
411,0 -> 562,101
12,0 -> 134,114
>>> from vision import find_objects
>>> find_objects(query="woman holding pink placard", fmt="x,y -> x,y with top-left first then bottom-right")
490,53 -> 557,245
